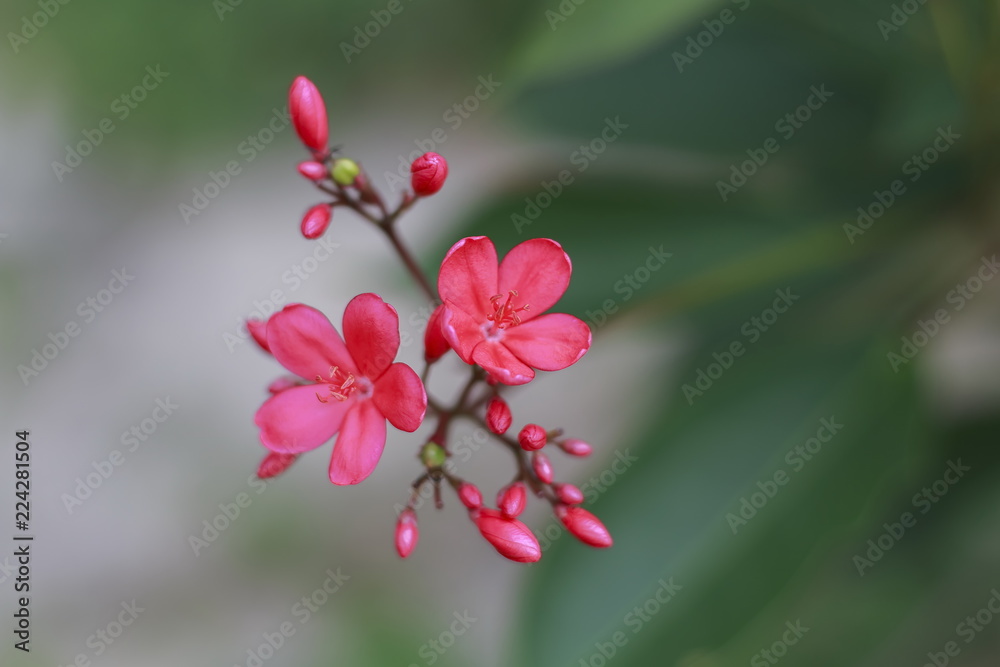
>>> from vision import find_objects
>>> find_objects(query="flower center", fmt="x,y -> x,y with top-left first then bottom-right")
486,290 -> 530,330
314,366 -> 370,403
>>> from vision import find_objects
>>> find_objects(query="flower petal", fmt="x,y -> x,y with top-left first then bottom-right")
472,340 -> 535,386
329,400 -> 387,485
503,313 -> 591,371
497,238 -> 572,323
440,302 -> 484,363
247,318 -> 270,353
267,304 -> 356,381
373,363 -> 427,432
255,384 -> 351,453
343,293 -> 400,379
438,236 -> 498,320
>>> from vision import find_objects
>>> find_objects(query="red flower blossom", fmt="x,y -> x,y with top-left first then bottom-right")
254,295 -> 427,485
437,236 -> 591,385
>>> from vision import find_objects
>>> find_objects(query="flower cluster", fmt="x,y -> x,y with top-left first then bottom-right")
247,76 -> 612,564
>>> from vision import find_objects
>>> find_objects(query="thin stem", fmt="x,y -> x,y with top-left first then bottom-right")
383,225 -> 436,302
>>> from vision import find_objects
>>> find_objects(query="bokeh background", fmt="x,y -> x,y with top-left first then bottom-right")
2,0 -> 1000,665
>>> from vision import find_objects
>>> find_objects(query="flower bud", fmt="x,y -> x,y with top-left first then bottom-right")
331,158 -> 361,186
554,483 -> 584,505
531,452 -> 553,484
559,438 -> 593,457
518,424 -> 547,451
247,318 -> 270,352
267,377 -> 300,394
424,305 -> 451,362
300,203 -> 332,239
486,397 -> 512,435
473,509 -> 541,563
297,160 -> 327,181
555,505 -> 613,548
288,76 -> 328,152
420,442 -> 447,468
395,509 -> 419,559
497,482 -> 527,518
457,483 -> 483,510
410,152 -> 448,196
257,452 -> 297,479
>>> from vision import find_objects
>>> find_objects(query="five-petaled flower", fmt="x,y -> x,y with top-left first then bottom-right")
437,236 -> 591,385
254,295 -> 427,485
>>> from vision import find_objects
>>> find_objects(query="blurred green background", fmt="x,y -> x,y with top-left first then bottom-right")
2,0 -> 1000,665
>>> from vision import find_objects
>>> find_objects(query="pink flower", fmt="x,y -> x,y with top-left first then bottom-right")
437,237 -> 591,385
254,295 -> 427,485
423,304 -> 451,362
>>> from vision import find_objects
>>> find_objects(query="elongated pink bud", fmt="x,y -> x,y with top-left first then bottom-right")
247,318 -> 270,352
518,424 -> 547,451
288,76 -> 328,152
554,483 -> 584,505
257,452 -> 297,479
458,483 -> 483,509
424,304 -> 451,362
297,160 -> 327,181
473,509 -> 541,563
395,509 -> 419,558
559,438 -> 592,457
497,482 -> 527,518
486,397 -> 512,435
532,452 -> 553,484
300,203 -> 332,239
410,152 -> 448,196
555,505 -> 612,548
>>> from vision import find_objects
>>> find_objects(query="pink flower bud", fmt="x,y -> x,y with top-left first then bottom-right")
486,397 -> 512,435
297,160 -> 327,181
300,203 -> 332,239
555,505 -> 612,548
424,304 -> 451,362
267,377 -> 300,394
532,452 -> 553,484
247,318 -> 270,353
518,424 -> 547,451
559,438 -> 593,457
474,509 -> 541,563
554,483 -> 584,505
458,483 -> 483,509
497,482 -> 527,518
395,509 -> 419,559
288,76 -> 328,152
257,452 -> 297,479
410,152 -> 448,196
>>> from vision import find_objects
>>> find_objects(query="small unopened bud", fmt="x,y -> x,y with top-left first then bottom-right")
257,452 -> 298,479
424,305 -> 451,362
267,377 -> 300,394
247,318 -> 270,352
300,203 -> 332,239
297,160 -> 327,181
331,158 -> 361,186
473,509 -> 541,563
532,452 -> 553,484
497,482 -> 527,518
518,424 -> 547,451
559,438 -> 593,457
555,505 -> 613,548
486,397 -> 512,435
395,509 -> 419,559
288,76 -> 329,152
410,152 -> 448,196
420,442 -> 447,468
457,483 -> 483,510
554,483 -> 584,505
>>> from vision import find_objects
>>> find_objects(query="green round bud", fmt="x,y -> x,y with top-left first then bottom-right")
420,442 -> 447,468
331,158 -> 361,186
